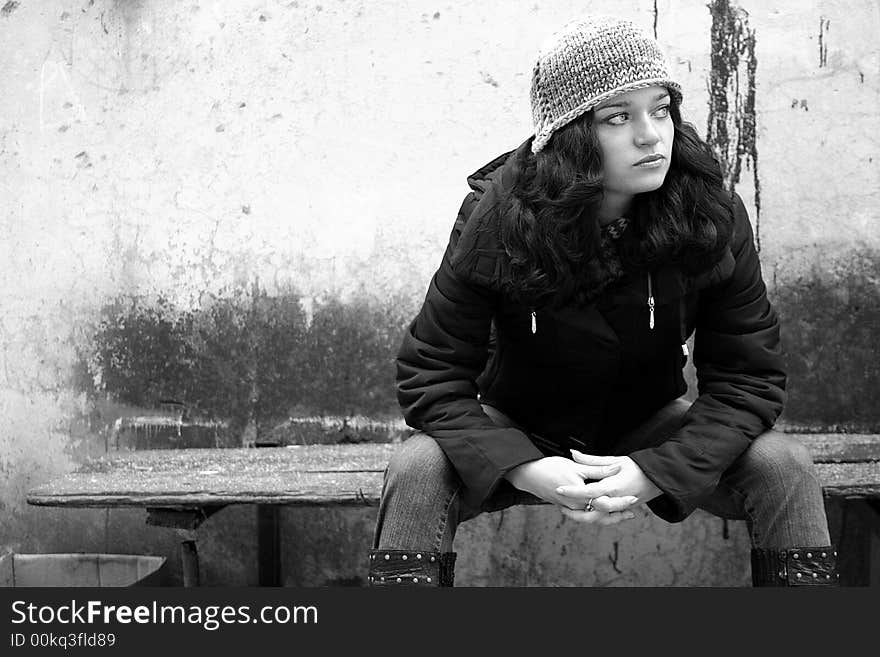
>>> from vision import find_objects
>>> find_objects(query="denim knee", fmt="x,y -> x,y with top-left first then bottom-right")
384,433 -> 460,498
374,433 -> 463,551
736,431 -> 823,498
731,430 -> 830,547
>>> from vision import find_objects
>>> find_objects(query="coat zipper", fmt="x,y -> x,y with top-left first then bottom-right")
532,275 -> 655,333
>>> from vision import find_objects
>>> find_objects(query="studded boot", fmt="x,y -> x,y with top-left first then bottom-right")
367,549 -> 457,587
750,546 -> 839,586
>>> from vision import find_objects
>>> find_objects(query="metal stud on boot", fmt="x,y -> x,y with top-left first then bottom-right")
751,546 -> 839,586
367,550 -> 457,587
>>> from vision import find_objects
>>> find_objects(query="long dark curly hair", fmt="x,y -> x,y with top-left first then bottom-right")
498,95 -> 733,308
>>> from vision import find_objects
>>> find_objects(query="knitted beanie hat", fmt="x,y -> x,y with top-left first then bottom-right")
530,15 -> 682,154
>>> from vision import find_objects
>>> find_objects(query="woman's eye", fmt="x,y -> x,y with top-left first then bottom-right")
653,105 -> 670,118
606,113 -> 628,125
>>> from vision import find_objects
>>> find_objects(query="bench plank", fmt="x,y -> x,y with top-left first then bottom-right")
26,438 -> 880,509
74,443 -> 399,474
27,471 -> 385,507
27,445 -> 396,508
789,434 -> 880,463
813,462 -> 880,499
26,464 -> 880,508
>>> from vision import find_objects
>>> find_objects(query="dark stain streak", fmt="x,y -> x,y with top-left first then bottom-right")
0,1 -> 19,18
706,0 -> 761,250
818,17 -> 830,68
653,0 -> 658,39
609,541 -> 622,574
480,71 -> 499,87
74,151 -> 93,169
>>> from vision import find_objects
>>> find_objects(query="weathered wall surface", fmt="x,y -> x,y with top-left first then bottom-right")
1,0 -> 877,586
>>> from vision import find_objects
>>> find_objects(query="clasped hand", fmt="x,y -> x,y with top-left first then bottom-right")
504,449 -> 661,526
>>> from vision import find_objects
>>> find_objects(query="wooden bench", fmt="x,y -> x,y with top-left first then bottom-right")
26,435 -> 880,586
28,444 -> 393,586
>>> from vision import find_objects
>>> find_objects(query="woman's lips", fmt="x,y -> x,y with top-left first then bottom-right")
634,154 -> 665,167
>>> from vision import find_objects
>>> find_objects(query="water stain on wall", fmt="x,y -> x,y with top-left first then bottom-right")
706,0 -> 761,248
773,248 -> 880,430
74,284 -> 417,448
0,1 -> 19,18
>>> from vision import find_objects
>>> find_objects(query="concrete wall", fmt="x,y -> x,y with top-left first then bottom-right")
1,0 -> 877,586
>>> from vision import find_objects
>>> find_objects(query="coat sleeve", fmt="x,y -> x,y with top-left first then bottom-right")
396,193 -> 545,510
628,194 -> 787,522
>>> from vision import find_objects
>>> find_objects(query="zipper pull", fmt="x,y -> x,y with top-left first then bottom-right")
530,310 -> 537,334
647,273 -> 655,330
682,343 -> 689,359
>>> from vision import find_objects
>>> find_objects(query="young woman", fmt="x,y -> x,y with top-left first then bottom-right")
369,15 -> 836,586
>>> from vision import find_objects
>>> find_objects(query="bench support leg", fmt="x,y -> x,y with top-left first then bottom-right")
257,505 -> 281,586
146,507 -> 221,587
181,538 -> 200,587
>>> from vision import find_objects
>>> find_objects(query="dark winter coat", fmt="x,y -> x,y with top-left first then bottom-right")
395,148 -> 786,523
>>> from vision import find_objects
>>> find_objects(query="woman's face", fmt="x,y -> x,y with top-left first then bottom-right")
592,85 -> 675,209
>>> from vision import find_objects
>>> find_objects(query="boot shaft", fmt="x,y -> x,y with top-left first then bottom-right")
751,546 -> 839,586
368,550 -> 456,586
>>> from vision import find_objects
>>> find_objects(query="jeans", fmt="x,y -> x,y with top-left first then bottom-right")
372,398 -> 831,552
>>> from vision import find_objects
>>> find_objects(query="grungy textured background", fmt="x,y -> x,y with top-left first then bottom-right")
0,0 -> 878,586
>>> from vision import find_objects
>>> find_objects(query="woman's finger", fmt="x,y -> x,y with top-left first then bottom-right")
559,506 -> 636,525
591,495 -> 638,513
596,511 -> 637,526
556,480 -> 613,499
559,506 -> 598,522
570,450 -> 620,466
574,463 -> 621,481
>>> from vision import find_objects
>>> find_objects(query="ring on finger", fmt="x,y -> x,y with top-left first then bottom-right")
584,498 -> 594,512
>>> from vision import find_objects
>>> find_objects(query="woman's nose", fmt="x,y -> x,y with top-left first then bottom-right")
634,117 -> 661,146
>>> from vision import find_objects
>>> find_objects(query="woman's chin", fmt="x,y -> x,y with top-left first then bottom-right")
629,172 -> 669,194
